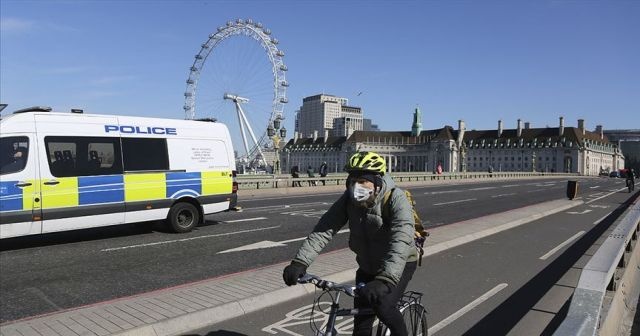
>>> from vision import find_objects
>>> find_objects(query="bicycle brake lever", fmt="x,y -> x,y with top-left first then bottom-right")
297,273 -> 314,284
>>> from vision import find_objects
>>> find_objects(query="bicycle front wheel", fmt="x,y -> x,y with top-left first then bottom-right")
377,302 -> 428,336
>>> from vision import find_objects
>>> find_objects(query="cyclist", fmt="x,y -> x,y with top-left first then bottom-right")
282,151 -> 418,336
627,168 -> 635,191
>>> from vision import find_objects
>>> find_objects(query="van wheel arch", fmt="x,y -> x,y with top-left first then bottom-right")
166,198 -> 203,233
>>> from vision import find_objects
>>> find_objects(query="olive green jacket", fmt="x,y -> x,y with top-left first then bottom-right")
293,175 -> 417,285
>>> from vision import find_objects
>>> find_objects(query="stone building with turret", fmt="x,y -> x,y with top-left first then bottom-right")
280,101 -> 623,176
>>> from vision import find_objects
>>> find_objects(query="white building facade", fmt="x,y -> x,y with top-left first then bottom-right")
282,99 -> 622,176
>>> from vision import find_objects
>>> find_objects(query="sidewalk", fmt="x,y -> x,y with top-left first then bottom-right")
0,198 -> 581,336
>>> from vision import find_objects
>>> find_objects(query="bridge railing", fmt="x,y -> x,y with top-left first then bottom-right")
554,198 -> 640,336
236,172 -> 574,190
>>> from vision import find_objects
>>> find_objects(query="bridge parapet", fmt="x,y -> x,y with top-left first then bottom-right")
554,198 -> 640,336
236,172 -> 575,190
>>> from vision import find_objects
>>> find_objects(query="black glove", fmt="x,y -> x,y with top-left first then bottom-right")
359,279 -> 393,305
282,261 -> 307,286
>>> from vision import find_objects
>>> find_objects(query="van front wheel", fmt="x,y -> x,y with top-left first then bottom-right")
167,202 -> 200,233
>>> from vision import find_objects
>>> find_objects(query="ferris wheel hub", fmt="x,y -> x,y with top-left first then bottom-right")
223,93 -> 250,103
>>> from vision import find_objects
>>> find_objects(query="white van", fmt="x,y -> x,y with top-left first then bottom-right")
0,106 -> 238,239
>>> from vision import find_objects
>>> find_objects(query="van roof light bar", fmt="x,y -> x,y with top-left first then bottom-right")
12,106 -> 53,114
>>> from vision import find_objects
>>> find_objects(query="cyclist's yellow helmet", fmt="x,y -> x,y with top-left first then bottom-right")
346,151 -> 386,175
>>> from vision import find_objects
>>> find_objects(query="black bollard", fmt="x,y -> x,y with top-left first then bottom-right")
566,180 -> 578,200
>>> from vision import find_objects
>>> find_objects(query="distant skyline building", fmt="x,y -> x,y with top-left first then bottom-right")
295,94 -> 363,138
363,118 -> 379,132
604,129 -> 640,172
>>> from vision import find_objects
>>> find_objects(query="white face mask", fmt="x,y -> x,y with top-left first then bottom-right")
352,183 -> 374,202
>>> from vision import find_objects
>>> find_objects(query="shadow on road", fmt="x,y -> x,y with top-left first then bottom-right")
0,221 -> 160,251
463,192 -> 639,335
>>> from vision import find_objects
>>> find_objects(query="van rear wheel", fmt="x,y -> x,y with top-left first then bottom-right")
167,202 -> 200,233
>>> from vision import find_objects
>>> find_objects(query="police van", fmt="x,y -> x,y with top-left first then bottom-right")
0,106 -> 238,239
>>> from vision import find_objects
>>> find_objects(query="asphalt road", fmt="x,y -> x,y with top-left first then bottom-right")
0,177 -> 632,324
190,178 -> 637,336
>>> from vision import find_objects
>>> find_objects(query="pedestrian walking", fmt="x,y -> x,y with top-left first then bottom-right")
319,161 -> 328,185
307,165 -> 316,186
291,165 -> 302,187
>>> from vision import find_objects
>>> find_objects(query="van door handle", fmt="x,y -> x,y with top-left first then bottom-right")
43,180 -> 60,185
15,182 -> 32,187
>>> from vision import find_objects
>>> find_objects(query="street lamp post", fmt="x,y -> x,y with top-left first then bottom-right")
267,116 -> 286,174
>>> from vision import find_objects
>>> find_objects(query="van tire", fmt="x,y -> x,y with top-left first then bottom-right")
167,202 -> 200,233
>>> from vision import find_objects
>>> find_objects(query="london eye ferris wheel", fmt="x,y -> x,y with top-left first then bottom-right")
183,18 -> 288,169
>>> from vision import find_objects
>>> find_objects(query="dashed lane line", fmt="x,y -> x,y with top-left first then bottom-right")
225,217 -> 268,223
100,225 -> 280,252
429,283 -> 509,335
433,198 -> 477,206
539,231 -> 585,260
593,212 -> 613,225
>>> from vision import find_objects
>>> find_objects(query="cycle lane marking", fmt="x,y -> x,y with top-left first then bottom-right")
539,231 -> 585,260
593,212 -> 613,225
428,283 -> 508,335
585,187 -> 629,204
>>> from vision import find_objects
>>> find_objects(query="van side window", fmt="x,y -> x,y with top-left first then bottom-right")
122,138 -> 169,171
0,136 -> 29,175
45,136 -> 123,177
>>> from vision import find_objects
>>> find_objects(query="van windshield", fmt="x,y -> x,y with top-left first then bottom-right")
0,136 -> 29,175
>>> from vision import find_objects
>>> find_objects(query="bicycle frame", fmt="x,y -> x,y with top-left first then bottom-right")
320,290 -> 375,336
298,273 -> 426,336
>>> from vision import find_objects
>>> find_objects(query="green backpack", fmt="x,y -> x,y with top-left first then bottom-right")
382,188 -> 429,266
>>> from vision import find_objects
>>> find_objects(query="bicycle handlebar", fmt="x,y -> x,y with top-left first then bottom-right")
297,273 -> 362,297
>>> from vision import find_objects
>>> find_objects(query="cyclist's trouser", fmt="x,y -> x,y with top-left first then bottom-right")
353,261 -> 418,336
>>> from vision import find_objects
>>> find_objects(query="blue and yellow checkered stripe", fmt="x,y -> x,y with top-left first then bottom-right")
0,171 -> 232,211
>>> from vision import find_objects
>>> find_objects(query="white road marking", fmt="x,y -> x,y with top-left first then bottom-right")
225,217 -> 268,223
567,209 -> 592,215
101,225 -> 280,252
491,193 -> 516,198
429,283 -> 508,335
433,198 -> 476,206
242,202 -> 329,212
469,187 -> 497,191
218,229 -> 350,253
588,204 -> 609,209
527,189 -> 547,193
501,184 -> 519,188
539,231 -> 585,260
593,212 -> 612,225
425,190 -> 462,195
586,187 -> 628,204
589,186 -> 601,189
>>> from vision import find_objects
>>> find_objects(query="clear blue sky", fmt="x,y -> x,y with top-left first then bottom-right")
1,0 -> 638,137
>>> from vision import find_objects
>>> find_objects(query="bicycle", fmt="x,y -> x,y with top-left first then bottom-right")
627,179 -> 635,193
297,273 -> 428,336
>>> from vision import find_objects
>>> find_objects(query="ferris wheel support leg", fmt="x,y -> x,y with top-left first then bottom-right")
235,104 -> 251,159
237,104 -> 269,167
